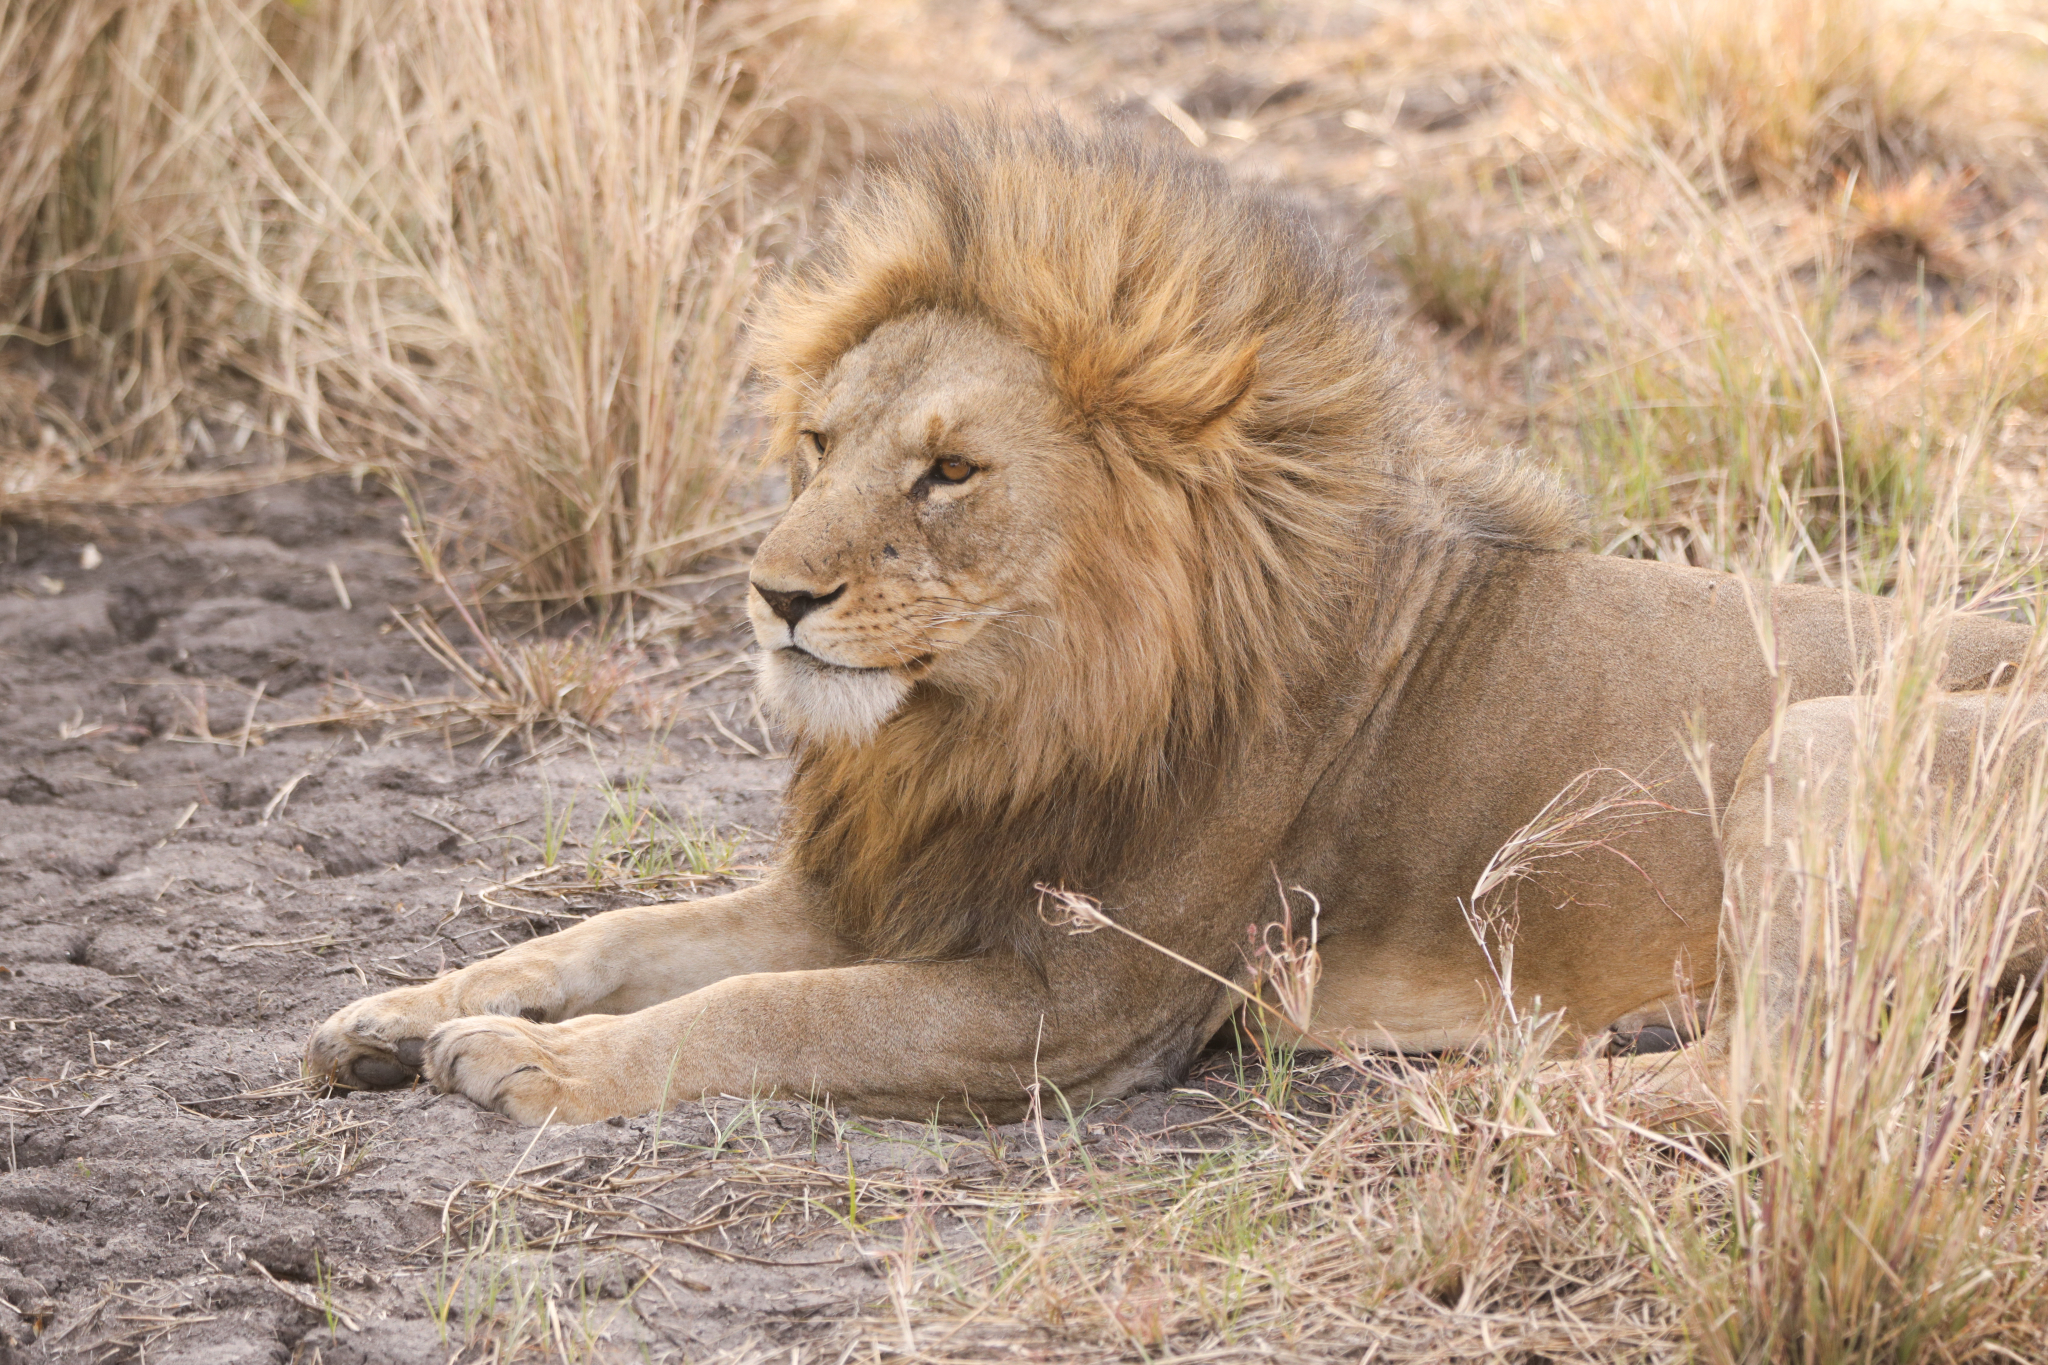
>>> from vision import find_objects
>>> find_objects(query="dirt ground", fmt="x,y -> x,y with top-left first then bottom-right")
0,472 -> 1263,1363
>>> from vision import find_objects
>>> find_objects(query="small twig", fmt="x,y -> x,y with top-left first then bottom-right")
222,931 -> 366,953
260,771 -> 314,825
236,680 -> 266,757
95,1038 -> 173,1075
1036,885 -> 1356,1059
153,802 -> 199,849
1147,90 -> 1208,147
709,709 -> 764,757
325,560 -> 352,611
408,810 -> 475,843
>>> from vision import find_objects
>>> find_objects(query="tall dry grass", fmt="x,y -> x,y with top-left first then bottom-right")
1690,533 -> 2048,1362
1502,0 -> 2045,575
1601,0 -> 1953,192
0,0 -> 819,600
1342,0 -> 2048,577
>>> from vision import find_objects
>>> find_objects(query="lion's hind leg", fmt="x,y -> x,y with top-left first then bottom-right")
1712,690 -> 2048,1075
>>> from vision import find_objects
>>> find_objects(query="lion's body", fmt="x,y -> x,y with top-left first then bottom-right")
306,116 -> 2044,1125
1297,550 -> 2029,1050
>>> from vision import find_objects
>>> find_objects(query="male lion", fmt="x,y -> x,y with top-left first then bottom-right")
307,115 -> 2046,1125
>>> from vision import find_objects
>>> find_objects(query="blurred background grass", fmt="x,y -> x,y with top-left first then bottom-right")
5,0 -> 2044,599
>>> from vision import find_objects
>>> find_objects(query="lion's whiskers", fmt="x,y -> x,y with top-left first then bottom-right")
907,599 -> 1054,650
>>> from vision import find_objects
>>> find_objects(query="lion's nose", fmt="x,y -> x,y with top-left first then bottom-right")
754,580 -> 846,627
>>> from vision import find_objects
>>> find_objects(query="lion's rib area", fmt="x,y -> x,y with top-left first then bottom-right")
751,113 -> 1582,965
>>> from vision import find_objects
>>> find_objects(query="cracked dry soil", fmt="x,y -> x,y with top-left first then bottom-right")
0,478 -> 1238,1363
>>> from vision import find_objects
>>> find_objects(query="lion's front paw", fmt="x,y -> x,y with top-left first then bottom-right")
305,987 -> 456,1092
422,1016 -> 630,1125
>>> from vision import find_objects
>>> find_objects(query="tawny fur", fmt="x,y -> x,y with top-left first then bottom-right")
754,114 -> 1577,964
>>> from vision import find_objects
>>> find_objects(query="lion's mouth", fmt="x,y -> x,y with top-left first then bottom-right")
757,644 -> 919,743
783,646 -> 934,675
782,646 -> 888,674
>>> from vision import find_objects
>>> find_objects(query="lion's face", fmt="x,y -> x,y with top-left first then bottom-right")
749,310 -> 1092,744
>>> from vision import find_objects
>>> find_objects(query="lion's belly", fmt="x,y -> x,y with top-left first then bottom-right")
1301,940 -> 1496,1050
1302,907 -> 1717,1053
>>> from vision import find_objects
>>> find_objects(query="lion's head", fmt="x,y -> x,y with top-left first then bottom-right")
746,307 -> 1085,747
749,114 -> 1577,962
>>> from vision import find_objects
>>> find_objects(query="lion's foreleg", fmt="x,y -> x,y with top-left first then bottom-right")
305,877 -> 837,1091
420,957 -> 1167,1126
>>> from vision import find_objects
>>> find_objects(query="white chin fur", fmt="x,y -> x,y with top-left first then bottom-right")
755,649 -> 911,744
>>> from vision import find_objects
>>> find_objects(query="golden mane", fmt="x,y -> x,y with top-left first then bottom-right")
751,113 -> 1578,964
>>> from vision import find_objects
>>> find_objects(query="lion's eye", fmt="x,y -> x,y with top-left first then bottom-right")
930,456 -> 975,484
802,430 -> 827,457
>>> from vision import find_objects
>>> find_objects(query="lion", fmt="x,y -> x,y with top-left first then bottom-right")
306,114 -> 2047,1125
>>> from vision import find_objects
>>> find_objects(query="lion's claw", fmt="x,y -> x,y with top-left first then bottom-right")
305,988 -> 457,1091
343,1052 -> 419,1090
327,1037 -> 427,1090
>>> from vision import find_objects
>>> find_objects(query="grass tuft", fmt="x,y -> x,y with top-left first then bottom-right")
1600,0 -> 1956,193
1846,166 -> 1973,279
1387,190 -> 1516,341
0,0 -> 821,598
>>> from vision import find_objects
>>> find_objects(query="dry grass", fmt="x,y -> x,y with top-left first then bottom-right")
377,0 -> 815,602
1386,190 -> 1517,341
0,0 -> 821,599
1431,0 -> 2048,582
1696,559 -> 2048,1363
1847,168 -> 1977,279
149,612 -> 747,770
1588,0 -> 1956,193
391,595 -> 640,750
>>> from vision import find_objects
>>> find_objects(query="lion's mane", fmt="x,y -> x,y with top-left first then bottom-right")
751,114 -> 1577,965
